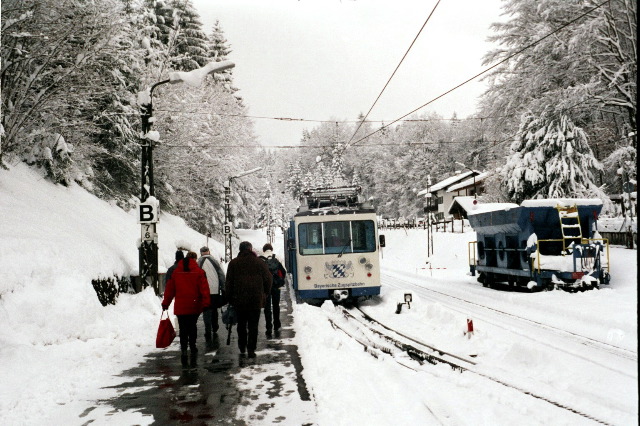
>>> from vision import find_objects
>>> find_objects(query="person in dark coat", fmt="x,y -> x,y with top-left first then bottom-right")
225,241 -> 272,358
165,250 -> 184,282
259,243 -> 286,338
161,251 -> 210,366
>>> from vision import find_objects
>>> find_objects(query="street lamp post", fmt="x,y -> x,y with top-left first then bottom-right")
224,167 -> 262,262
137,61 -> 235,292
425,175 -> 433,257
455,161 -> 477,199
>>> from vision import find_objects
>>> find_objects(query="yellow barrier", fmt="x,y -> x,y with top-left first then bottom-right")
468,241 -> 477,267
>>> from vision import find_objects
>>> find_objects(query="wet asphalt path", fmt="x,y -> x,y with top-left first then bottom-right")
89,284 -> 315,425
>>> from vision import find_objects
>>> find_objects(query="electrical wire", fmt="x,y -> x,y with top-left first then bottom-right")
143,0 -> 612,153
346,0 -> 612,149
156,87 -> 621,151
152,109 -> 514,123
156,134 -> 629,151
346,0 -> 442,146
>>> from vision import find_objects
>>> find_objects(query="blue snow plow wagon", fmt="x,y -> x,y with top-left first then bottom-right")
467,198 -> 610,291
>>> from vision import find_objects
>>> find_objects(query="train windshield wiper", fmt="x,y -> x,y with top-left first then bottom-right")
337,239 -> 352,257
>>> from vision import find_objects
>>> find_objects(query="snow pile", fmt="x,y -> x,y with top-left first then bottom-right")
0,164 -> 220,424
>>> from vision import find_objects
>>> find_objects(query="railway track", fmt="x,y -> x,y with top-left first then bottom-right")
382,272 -> 638,365
331,305 -> 614,426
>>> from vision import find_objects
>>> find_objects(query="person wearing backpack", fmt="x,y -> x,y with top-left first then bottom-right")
198,246 -> 226,346
259,243 -> 287,338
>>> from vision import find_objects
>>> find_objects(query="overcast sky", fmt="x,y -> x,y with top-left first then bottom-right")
192,0 -> 504,147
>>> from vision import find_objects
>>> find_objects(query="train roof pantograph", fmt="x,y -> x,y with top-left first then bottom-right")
296,186 -> 375,216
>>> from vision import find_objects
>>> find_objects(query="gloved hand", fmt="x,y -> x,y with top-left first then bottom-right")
162,305 -> 168,311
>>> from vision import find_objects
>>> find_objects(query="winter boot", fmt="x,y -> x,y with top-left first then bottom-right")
190,348 -> 198,366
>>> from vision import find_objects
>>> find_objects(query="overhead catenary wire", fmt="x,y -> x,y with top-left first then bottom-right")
152,109 -> 515,123
346,0 -> 612,150
145,0 -> 612,153
346,0 -> 442,146
158,134 -> 628,150
157,85 -> 617,151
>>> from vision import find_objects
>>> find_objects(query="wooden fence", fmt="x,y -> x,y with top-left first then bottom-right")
599,231 -> 637,248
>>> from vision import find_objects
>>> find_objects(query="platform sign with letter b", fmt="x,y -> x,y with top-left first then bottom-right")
138,202 -> 158,223
223,223 -> 232,235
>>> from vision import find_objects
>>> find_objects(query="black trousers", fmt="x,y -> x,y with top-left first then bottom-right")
202,295 -> 220,339
264,288 -> 281,332
236,308 -> 261,354
177,313 -> 200,351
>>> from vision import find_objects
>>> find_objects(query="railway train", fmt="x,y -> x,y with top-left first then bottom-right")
467,198 -> 610,291
284,186 -> 384,303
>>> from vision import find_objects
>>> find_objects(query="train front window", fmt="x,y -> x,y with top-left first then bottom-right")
298,220 -> 376,255
352,220 -> 375,252
298,223 -> 324,255
324,221 -> 351,254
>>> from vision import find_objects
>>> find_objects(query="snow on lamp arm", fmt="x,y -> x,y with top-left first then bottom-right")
137,61 -> 236,292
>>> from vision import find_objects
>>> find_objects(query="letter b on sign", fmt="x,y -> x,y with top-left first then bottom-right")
139,203 -> 158,223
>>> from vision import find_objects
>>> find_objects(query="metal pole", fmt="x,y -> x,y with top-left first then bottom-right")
137,63 -> 235,284
138,82 -> 168,293
223,167 -> 261,262
224,179 -> 232,262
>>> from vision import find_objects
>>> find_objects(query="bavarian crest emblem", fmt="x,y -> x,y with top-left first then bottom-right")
324,260 -> 354,278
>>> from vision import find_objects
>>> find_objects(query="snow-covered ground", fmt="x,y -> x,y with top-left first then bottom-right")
295,229 -> 637,425
0,164 -> 637,425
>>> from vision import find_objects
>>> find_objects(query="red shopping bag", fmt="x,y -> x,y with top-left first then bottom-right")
156,311 -> 176,348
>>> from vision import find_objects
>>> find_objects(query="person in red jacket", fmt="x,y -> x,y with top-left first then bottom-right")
162,251 -> 210,366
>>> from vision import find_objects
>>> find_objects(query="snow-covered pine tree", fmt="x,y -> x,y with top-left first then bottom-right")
286,162 -> 304,200
503,112 -> 604,203
302,171 -> 314,192
481,0 -> 636,204
146,0 -> 209,72
206,20 -> 238,94
169,0 -> 210,71
351,170 -> 361,187
330,141 -> 346,185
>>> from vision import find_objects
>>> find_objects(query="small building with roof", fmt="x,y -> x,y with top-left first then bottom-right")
419,170 -> 483,222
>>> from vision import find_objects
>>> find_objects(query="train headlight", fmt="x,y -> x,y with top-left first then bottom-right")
359,257 -> 367,264
304,266 -> 312,274
365,263 -> 373,270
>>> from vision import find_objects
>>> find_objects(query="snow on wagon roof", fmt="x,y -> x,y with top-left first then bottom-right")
466,202 -> 519,215
520,198 -> 603,208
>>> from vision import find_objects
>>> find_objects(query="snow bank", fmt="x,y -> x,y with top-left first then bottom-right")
0,164 -> 222,424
